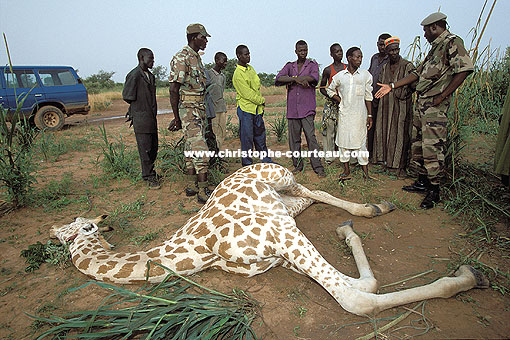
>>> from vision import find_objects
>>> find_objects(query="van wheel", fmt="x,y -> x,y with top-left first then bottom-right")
34,106 -> 65,131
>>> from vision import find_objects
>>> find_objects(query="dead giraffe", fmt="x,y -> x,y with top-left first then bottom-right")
51,163 -> 488,315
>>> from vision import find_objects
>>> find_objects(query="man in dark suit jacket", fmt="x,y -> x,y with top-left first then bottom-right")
122,48 -> 160,189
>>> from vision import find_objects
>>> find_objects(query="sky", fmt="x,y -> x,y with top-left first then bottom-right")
0,0 -> 508,83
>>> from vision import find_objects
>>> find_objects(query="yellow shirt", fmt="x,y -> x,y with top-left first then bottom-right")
232,64 -> 265,114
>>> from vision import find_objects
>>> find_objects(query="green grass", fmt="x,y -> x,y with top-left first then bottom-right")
269,114 -> 287,143
97,123 -> 141,180
102,195 -> 154,242
20,240 -> 70,272
226,115 -> 240,139
30,267 -> 260,339
130,229 -> 162,247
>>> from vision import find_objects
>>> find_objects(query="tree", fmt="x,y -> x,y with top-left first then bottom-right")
257,73 -> 276,87
83,70 -> 116,94
152,65 -> 169,87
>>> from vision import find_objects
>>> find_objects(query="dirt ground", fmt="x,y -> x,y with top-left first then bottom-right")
0,94 -> 509,339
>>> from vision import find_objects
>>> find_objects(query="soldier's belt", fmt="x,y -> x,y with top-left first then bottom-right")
181,94 -> 204,102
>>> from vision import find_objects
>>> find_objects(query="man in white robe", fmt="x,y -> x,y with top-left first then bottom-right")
327,47 -> 373,180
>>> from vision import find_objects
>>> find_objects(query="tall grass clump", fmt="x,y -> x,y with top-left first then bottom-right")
0,34 -> 39,208
226,115 -> 240,139
270,114 -> 287,143
158,137 -> 187,175
30,266 -> 260,339
0,105 -> 39,208
98,123 -> 140,180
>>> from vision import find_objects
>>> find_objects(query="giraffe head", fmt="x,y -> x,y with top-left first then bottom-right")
50,215 -> 109,244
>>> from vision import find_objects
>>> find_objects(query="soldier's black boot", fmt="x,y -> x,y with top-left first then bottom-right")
185,174 -> 198,196
402,174 -> 430,193
197,181 -> 212,204
420,184 -> 440,209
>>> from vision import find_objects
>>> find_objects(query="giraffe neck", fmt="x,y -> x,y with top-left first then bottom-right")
68,228 -> 210,284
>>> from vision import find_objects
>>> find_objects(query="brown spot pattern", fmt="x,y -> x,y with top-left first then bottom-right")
205,234 -> 218,249
243,248 -> 257,256
194,246 -> 209,254
233,225 -> 244,237
77,257 -> 92,270
212,214 -> 230,227
126,255 -> 141,262
147,249 -> 160,258
97,261 -> 118,275
245,235 -> 259,247
218,242 -> 232,259
218,193 -> 237,206
175,258 -> 195,272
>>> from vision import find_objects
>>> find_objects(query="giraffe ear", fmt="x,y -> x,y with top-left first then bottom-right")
99,225 -> 114,233
91,214 -> 108,224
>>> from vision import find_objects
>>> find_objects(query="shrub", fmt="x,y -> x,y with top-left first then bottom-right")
0,101 -> 38,208
83,70 -> 116,94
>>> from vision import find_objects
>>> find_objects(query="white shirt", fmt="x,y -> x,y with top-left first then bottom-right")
327,68 -> 373,149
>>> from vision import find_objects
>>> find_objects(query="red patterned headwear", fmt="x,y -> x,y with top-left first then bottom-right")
384,37 -> 400,47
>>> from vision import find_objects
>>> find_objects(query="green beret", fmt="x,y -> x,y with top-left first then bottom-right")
186,23 -> 211,37
420,12 -> 447,26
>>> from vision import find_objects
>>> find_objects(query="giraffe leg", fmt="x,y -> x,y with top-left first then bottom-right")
336,220 -> 378,293
288,183 -> 395,218
332,265 -> 490,316
279,194 -> 314,218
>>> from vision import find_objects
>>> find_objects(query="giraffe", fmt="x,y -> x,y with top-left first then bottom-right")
51,163 -> 489,315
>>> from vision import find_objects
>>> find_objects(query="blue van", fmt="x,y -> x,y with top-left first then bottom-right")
0,66 -> 90,131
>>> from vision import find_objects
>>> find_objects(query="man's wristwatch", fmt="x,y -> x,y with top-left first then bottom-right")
390,82 -> 395,89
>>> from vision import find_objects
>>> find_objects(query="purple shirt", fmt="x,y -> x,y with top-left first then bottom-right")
275,59 -> 319,119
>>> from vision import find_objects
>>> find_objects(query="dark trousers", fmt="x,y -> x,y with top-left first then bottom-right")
135,132 -> 158,180
237,107 -> 272,166
288,115 -> 324,172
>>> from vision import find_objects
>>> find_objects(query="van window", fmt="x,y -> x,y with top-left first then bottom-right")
4,69 -> 39,89
38,69 -> 77,86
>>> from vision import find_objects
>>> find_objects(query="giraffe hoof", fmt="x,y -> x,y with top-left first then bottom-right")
368,201 -> 396,217
368,204 -> 383,216
458,265 -> 490,289
336,220 -> 354,240
340,220 -> 353,228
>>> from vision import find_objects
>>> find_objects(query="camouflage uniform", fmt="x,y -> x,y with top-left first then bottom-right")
409,30 -> 473,184
169,45 -> 209,174
321,98 -> 339,164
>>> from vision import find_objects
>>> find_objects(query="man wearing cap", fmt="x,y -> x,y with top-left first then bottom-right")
368,33 -> 392,161
376,12 -> 474,209
168,23 -> 213,204
373,37 -> 415,177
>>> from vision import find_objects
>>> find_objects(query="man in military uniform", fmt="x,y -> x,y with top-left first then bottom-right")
376,12 -> 474,209
168,23 -> 212,204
